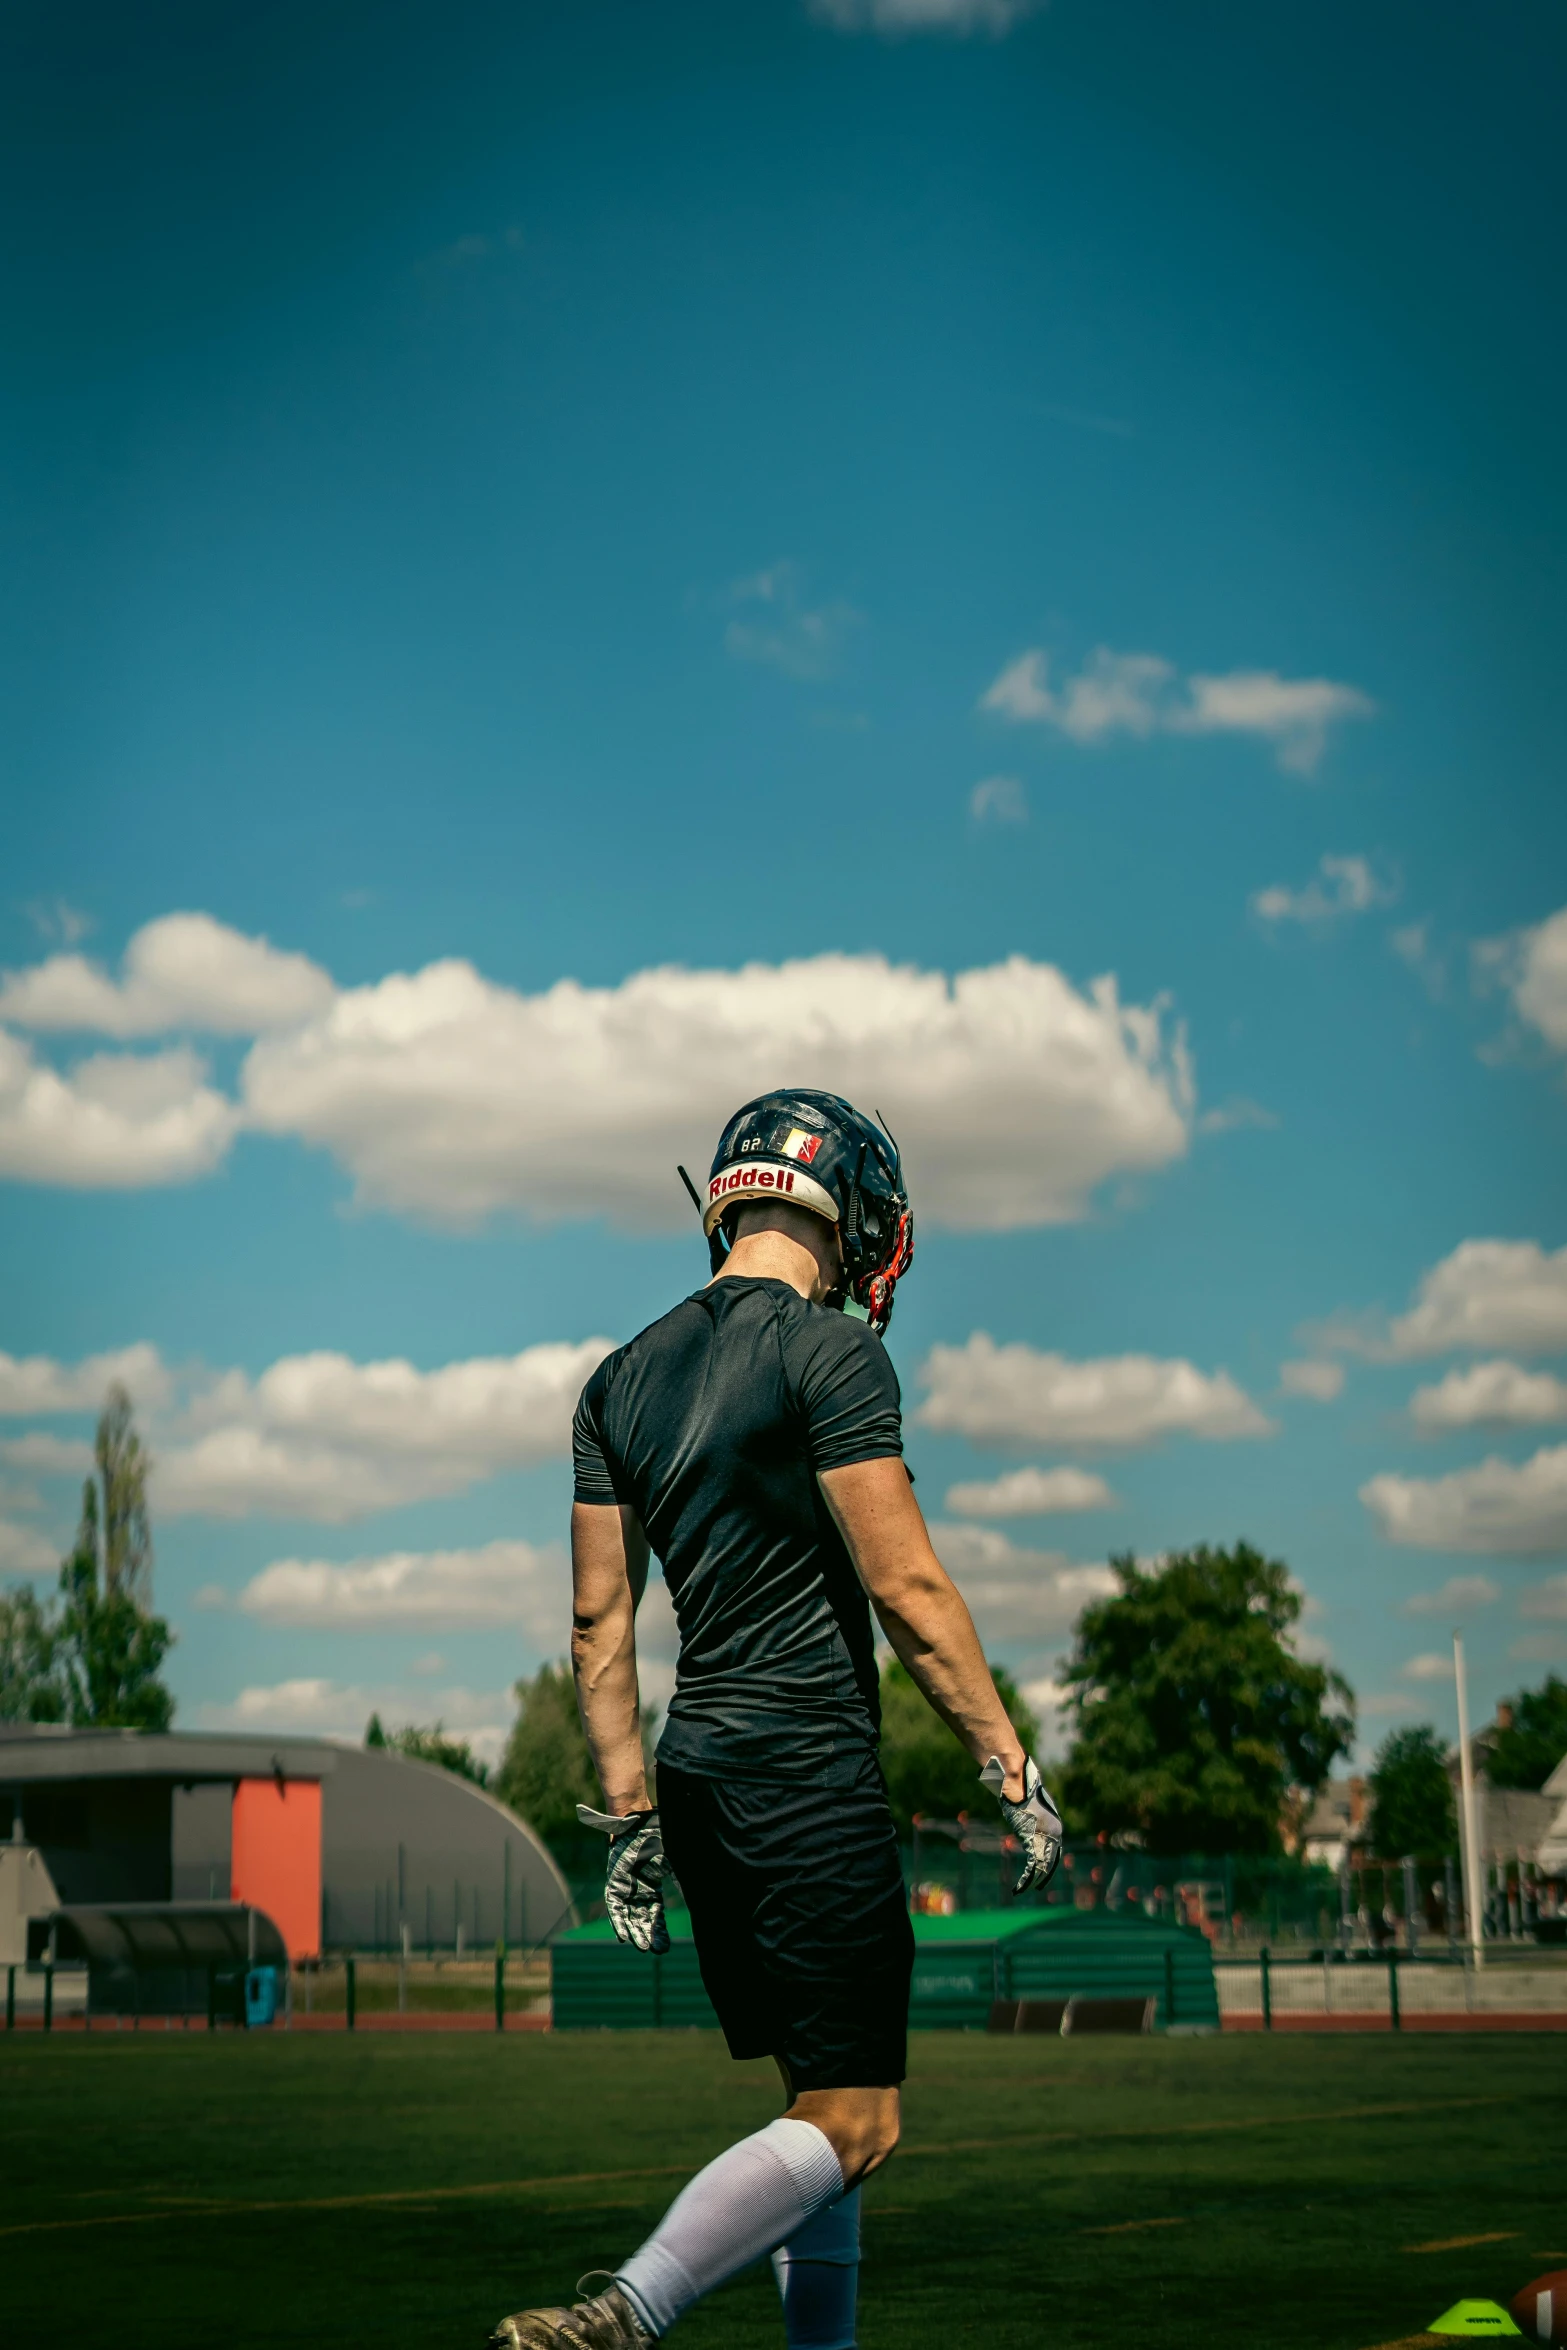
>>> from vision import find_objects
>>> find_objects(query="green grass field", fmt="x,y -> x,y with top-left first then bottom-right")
3,2030 -> 1561,2348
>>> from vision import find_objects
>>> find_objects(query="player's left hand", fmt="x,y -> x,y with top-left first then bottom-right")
576,1805 -> 671,1953
979,1754 -> 1064,1894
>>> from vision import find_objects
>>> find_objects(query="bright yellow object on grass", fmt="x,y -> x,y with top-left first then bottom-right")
1430,2304 -> 1523,2338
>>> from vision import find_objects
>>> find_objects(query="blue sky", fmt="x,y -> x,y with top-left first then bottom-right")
3,0 -> 1565,1769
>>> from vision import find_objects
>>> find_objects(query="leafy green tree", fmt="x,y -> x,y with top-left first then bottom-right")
1368,1724 -> 1456,1857
1059,1545 -> 1354,1855
1483,1675 -> 1567,1790
94,1385 -> 153,1602
55,1489 -> 175,1730
878,1657 -> 1039,1836
0,1583 -> 65,1722
375,1720 -> 490,1786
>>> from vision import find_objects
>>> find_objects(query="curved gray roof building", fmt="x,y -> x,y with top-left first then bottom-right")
0,1724 -> 574,1955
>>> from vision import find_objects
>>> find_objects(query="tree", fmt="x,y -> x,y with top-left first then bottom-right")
1483,1675 -> 1567,1790
0,1583 -> 64,1722
54,1475 -> 174,1730
371,1719 -> 490,1787
878,1657 -> 1039,1837
94,1384 -> 153,1603
1368,1724 -> 1456,1857
1059,1545 -> 1354,1855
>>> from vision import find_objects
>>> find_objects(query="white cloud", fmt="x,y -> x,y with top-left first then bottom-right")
0,1342 -> 169,1416
1196,1097 -> 1279,1135
810,0 -> 1043,33
243,949 -> 1193,1232
1280,1359 -> 1344,1402
238,1539 -> 570,1638
1386,1240 -> 1567,1359
1520,1575 -> 1567,1622
1251,855 -> 1395,928
0,1433 -> 93,1474
0,1519 -> 58,1575
1475,904 -> 1567,1056
943,1465 -> 1115,1518
0,913 -> 335,1037
1362,1444 -> 1567,1556
917,1334 -> 1272,1450
1401,1652 -> 1454,1682
1360,1691 -> 1419,1719
195,1678 -> 513,1765
981,646 -> 1373,774
155,1340 -> 612,1522
928,1521 -> 1118,1642
722,562 -> 861,680
1402,1574 -> 1500,1616
24,899 -> 93,948
1411,1360 -> 1567,1432
1391,921 -> 1446,999
969,775 -> 1028,826
0,1032 -> 239,1188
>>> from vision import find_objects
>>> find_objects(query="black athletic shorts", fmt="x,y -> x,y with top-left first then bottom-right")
658,1755 -> 914,2092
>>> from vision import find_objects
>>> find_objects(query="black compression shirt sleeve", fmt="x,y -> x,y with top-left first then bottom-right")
572,1362 -> 623,1504
793,1310 -> 904,1473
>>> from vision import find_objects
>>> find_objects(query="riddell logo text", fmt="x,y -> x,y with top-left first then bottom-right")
709,1165 -> 797,1202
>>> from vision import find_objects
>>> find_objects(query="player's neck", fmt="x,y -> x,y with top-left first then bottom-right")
713,1228 -> 830,1303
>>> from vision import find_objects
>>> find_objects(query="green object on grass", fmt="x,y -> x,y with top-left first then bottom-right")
1429,2303 -> 1523,2337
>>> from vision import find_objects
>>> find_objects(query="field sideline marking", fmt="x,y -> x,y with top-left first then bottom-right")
1403,2231 -> 1520,2252
0,2092 -> 1511,2243
1080,2216 -> 1187,2235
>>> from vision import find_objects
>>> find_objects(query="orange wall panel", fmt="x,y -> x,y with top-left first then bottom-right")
230,1778 -> 322,1961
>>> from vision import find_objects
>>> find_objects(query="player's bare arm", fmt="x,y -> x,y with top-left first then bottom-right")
571,1498 -> 651,1813
818,1456 -> 1026,1797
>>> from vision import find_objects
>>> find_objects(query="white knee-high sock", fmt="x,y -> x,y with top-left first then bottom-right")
614,2118 -> 843,2338
771,2185 -> 861,2349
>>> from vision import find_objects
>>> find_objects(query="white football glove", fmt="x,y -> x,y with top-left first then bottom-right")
576,1804 -> 671,1954
980,1754 -> 1064,1894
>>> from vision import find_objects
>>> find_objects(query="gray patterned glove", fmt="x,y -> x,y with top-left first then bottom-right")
980,1755 -> 1064,1894
576,1804 -> 671,1953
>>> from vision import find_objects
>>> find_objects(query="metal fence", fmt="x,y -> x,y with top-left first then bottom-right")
1214,1943 -> 1567,2027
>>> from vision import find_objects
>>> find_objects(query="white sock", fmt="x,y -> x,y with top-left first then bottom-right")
771,2185 -> 861,2349
615,2117 -> 844,2338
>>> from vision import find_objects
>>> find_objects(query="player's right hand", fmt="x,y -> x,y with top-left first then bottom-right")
979,1755 -> 1064,1895
576,1804 -> 671,1953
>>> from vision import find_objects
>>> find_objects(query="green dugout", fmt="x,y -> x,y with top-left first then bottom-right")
551,1905 -> 1219,2033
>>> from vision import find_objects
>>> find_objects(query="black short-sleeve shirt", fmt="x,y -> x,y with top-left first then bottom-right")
572,1276 -> 903,1784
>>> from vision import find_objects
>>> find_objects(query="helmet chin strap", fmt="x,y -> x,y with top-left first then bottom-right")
678,1165 -> 730,1275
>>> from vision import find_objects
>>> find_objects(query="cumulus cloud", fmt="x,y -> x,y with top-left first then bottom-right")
155,1340 -> 613,1522
196,1677 -> 514,1764
0,1433 -> 94,1473
0,913 -> 334,1037
928,1521 -> 1118,1641
722,562 -> 861,680
0,1518 -> 59,1575
243,949 -> 1193,1232
1402,1574 -> 1501,1616
981,647 -> 1373,774
1411,1360 -> 1567,1432
810,0 -> 1043,32
1474,903 -> 1567,1056
943,1466 -> 1115,1518
1401,1652 -> 1454,1682
1361,1444 -> 1567,1556
917,1335 -> 1272,1450
0,1342 -> 169,1416
1521,1575 -> 1567,1622
969,775 -> 1028,826
239,1539 -> 570,1638
0,1032 -> 239,1188
1251,855 -> 1395,928
1280,1360 -> 1344,1402
1386,1240 -> 1567,1359
2,920 -> 1195,1232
